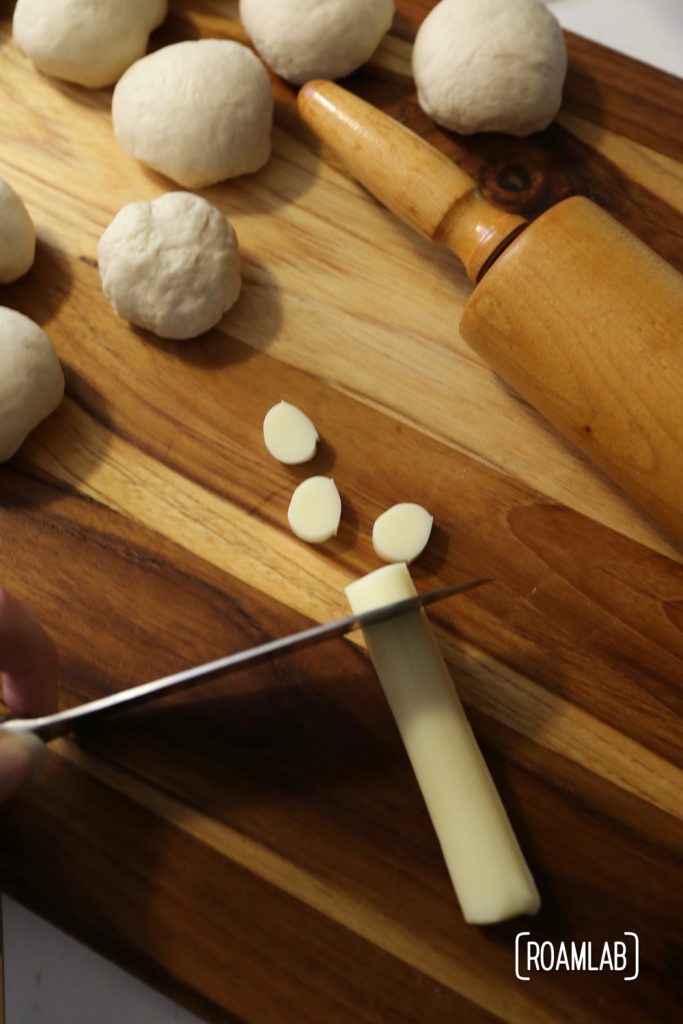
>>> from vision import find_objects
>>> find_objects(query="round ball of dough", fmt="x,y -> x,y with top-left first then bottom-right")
240,0 -> 395,85
12,0 -> 167,89
412,0 -> 567,136
112,40 -> 273,188
97,192 -> 242,340
0,178 -> 35,284
0,307 -> 64,462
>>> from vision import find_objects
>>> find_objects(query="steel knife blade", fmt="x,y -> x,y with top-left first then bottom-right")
0,577 -> 491,741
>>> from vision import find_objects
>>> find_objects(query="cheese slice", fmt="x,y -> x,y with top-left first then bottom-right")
288,476 -> 341,543
372,502 -> 433,563
263,401 -> 318,464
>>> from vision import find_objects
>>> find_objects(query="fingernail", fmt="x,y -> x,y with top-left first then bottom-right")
0,733 -> 47,802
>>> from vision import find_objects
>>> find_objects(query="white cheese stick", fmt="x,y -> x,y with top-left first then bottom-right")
345,563 -> 540,924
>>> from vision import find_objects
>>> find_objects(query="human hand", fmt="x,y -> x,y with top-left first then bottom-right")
0,586 -> 58,804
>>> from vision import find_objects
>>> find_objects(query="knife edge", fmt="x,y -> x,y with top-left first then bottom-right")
0,577 -> 491,741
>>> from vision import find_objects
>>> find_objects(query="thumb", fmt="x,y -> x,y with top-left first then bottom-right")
0,733 -> 46,804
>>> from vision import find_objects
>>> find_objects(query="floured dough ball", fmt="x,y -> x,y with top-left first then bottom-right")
412,0 -> 567,136
112,40 -> 273,188
97,192 -> 242,340
0,178 -> 35,284
0,307 -> 64,461
240,0 -> 395,85
13,0 -> 167,88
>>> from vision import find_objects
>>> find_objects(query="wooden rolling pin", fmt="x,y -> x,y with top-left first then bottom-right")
298,81 -> 683,546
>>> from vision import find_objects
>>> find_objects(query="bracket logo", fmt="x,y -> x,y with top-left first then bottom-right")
515,932 -> 639,982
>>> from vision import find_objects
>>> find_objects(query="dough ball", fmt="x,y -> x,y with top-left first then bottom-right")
112,40 -> 273,188
288,477 -> 341,543
97,192 -> 242,340
240,0 -> 395,85
412,0 -> 567,136
263,401 -> 319,464
0,178 -> 35,284
0,307 -> 65,462
13,0 -> 167,88
372,503 -> 433,564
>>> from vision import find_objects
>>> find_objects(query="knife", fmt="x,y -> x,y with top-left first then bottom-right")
0,578 -> 490,742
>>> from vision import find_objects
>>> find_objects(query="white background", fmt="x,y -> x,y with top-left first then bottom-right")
4,2 -> 682,1022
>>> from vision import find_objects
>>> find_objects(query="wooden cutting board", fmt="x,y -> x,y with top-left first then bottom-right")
1,2 -> 682,1021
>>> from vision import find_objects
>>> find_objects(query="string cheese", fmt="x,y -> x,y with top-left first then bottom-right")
345,563 -> 540,924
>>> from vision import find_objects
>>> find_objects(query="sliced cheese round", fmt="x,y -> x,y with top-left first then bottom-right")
288,476 -> 341,543
263,400 -> 319,464
372,503 -> 433,563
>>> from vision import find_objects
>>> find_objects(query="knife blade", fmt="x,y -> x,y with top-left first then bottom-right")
0,578 -> 491,741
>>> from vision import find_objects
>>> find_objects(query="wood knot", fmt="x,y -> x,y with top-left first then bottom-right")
496,164 -> 533,193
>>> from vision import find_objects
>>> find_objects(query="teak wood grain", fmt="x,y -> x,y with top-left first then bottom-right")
0,2 -> 682,1022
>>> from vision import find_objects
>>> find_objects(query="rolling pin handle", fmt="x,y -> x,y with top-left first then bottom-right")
298,80 -> 526,281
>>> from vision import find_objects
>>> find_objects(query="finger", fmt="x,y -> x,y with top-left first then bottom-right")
0,734 -> 45,804
0,587 -> 59,716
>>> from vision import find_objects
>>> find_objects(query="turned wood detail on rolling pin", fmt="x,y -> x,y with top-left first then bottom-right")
297,80 -> 526,282
298,80 -> 683,547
